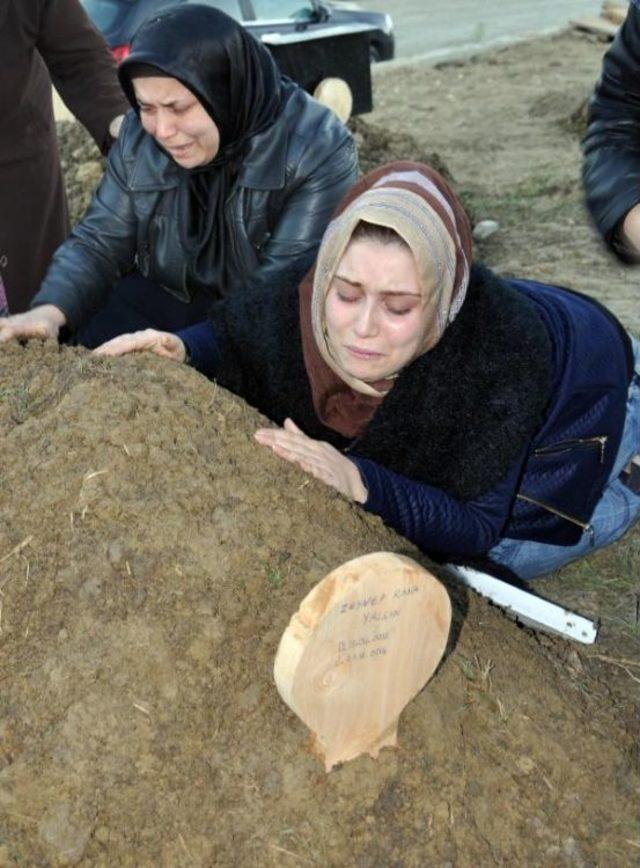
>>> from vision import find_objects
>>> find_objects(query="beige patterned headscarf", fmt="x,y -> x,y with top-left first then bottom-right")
299,161 -> 473,436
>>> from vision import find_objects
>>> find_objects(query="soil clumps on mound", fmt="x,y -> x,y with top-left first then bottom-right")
0,343 -> 636,866
348,117 -> 453,180
57,121 -> 105,226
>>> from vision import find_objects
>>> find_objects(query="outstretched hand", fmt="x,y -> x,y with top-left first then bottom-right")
254,418 -> 368,503
93,328 -> 187,362
0,305 -> 66,343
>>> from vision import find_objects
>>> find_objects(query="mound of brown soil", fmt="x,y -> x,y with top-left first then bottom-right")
57,121 -> 104,226
348,116 -> 454,181
0,343 -> 635,865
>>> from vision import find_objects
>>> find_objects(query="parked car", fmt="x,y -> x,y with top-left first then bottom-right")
80,0 -> 394,63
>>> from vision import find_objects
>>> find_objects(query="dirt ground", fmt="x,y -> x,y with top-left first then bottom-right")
1,28 -> 639,866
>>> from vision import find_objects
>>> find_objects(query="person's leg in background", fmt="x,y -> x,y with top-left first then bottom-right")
0,144 -> 69,315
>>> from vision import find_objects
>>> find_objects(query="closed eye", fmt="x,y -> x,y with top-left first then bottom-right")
385,306 -> 413,316
337,290 -> 361,303
138,102 -> 194,115
385,298 -> 419,316
333,278 -> 362,303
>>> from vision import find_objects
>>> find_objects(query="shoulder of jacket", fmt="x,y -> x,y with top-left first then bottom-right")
279,84 -> 354,163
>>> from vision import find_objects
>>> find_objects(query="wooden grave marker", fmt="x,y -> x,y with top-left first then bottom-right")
274,552 -> 451,771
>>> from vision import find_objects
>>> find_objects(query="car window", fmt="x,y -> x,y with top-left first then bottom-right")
186,0 -> 244,22
80,0 -> 134,31
251,0 -> 316,22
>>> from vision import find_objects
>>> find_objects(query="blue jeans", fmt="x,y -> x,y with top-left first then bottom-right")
488,334 -> 640,580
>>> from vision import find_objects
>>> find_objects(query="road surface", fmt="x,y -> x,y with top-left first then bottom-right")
54,0 -> 607,119
360,0 -> 603,60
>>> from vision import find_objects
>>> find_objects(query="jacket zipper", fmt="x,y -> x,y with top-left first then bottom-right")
534,435 -> 608,463
516,493 -> 595,541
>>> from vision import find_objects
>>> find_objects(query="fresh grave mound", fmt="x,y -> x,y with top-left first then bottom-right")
57,120 -> 105,226
348,116 -> 454,180
0,344 -> 635,866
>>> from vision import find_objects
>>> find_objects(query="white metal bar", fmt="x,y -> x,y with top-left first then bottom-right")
444,564 -> 598,644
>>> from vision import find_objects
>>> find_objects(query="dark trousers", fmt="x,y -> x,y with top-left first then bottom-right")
73,272 -> 213,349
0,145 -> 69,314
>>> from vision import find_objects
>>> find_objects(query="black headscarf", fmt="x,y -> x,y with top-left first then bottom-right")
118,4 -> 283,296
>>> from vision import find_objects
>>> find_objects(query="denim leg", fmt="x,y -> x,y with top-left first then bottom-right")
488,334 -> 640,580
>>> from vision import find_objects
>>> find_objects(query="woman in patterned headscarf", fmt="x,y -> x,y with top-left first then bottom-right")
96,161 -> 640,582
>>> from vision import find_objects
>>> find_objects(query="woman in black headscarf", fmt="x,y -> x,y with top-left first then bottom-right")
0,4 -> 357,347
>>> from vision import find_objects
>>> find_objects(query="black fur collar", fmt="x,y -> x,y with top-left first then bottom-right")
216,263 -> 553,502
354,264 -> 553,499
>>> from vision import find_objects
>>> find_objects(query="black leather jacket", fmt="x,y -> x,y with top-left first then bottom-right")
33,80 -> 358,329
583,1 -> 640,260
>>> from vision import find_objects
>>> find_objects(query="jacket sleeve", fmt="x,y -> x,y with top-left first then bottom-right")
176,320 -> 222,379
30,118 -> 138,329
351,453 -> 526,558
583,1 -> 640,259
37,0 -> 129,155
249,133 -> 358,284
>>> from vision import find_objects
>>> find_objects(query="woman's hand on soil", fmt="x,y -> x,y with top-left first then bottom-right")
0,305 -> 66,343
254,418 -> 368,503
94,329 -> 187,362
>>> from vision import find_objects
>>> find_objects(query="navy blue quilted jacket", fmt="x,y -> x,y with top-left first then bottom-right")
352,278 -> 632,555
179,272 -> 633,558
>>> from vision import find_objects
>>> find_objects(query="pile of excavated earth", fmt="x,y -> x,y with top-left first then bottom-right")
0,343 -> 635,865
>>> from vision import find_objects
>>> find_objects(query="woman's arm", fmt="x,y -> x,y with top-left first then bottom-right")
30,119 -> 139,331
255,419 -> 367,502
94,319 -> 223,376
37,0 -> 128,155
174,320 -> 222,378
254,419 -> 525,558
348,454 -> 526,558
583,1 -> 640,259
